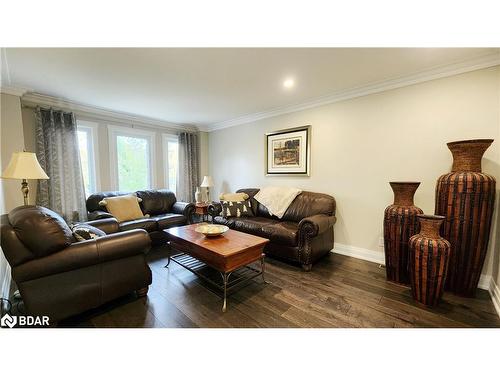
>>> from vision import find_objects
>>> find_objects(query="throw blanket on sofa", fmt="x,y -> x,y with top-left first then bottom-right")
254,186 -> 302,219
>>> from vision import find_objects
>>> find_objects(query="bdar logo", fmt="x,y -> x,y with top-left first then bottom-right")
1,313 -> 17,328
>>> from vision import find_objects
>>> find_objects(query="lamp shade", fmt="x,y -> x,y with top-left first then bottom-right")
1,152 -> 49,180
200,176 -> 214,187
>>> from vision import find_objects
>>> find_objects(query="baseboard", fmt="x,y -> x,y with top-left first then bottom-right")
489,278 -> 500,318
331,242 -> 490,291
332,243 -> 385,265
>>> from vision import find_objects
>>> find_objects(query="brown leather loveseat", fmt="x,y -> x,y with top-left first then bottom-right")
86,189 -> 195,245
0,206 -> 152,323
209,188 -> 336,271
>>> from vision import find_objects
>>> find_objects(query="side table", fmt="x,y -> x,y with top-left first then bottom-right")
194,202 -> 211,222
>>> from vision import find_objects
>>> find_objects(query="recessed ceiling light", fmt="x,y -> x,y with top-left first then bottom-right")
283,78 -> 295,88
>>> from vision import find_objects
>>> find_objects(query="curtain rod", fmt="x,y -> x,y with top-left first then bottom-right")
21,102 -> 199,134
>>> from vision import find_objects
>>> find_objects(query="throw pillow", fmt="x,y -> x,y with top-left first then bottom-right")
219,192 -> 249,202
221,200 -> 253,218
98,194 -> 142,208
100,194 -> 145,222
71,224 -> 106,242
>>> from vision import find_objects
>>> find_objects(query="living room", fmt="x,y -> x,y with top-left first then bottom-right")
1,2 -> 499,374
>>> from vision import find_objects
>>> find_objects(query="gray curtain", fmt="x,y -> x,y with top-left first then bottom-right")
177,132 -> 199,202
36,107 -> 87,223
0,251 -> 10,301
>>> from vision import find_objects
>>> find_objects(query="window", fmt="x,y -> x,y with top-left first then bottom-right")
109,126 -> 156,191
163,135 -> 179,194
76,121 -> 99,196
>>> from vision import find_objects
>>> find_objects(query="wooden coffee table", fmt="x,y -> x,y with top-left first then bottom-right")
163,224 -> 269,312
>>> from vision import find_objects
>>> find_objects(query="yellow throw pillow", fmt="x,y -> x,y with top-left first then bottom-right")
218,192 -> 249,202
102,195 -> 145,222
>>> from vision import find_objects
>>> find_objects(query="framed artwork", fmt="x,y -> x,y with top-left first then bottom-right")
265,125 -> 311,176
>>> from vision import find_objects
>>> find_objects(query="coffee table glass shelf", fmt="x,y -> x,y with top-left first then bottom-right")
164,224 -> 270,312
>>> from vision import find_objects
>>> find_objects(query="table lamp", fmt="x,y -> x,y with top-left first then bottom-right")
1,151 -> 49,205
200,175 -> 214,203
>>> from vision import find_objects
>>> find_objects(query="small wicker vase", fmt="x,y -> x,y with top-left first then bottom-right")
435,139 -> 496,297
383,182 -> 423,284
409,215 -> 451,307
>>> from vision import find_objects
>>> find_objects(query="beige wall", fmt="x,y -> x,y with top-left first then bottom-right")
0,92 -> 26,299
21,108 -> 207,200
494,69 -> 500,290
1,93 -> 26,211
208,66 -> 500,282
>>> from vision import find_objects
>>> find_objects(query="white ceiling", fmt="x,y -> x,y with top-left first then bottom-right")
2,48 -> 499,130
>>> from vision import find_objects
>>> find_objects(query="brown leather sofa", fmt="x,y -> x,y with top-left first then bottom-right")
0,205 -> 152,323
209,188 -> 336,271
86,189 -> 195,245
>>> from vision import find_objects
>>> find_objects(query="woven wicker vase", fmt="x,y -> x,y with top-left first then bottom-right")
383,182 -> 423,284
409,215 -> 451,307
435,139 -> 496,297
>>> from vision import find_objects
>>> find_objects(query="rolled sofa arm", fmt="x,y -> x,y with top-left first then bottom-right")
84,217 -> 120,234
172,201 -> 195,223
87,210 -> 114,221
208,202 -> 222,217
95,229 -> 151,262
13,229 -> 151,283
298,214 -> 337,238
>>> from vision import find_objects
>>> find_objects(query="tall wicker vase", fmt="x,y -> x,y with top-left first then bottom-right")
435,139 -> 496,297
383,182 -> 423,284
409,215 -> 451,307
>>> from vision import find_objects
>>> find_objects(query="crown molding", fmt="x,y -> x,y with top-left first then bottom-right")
21,92 -> 198,132
207,51 -> 500,132
196,123 -> 212,132
0,85 -> 30,96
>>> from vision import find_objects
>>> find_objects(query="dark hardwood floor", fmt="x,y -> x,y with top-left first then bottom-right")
60,246 -> 500,328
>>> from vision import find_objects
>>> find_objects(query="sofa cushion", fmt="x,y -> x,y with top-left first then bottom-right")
219,192 -> 249,202
220,200 -> 253,218
86,191 -> 131,212
154,213 -> 187,230
261,221 -> 299,246
235,188 -> 261,216
282,191 -> 336,222
8,206 -> 73,258
232,217 -> 277,237
137,189 -> 177,215
119,218 -> 158,232
1,214 -> 35,266
236,189 -> 335,223
254,187 -> 302,219
101,194 -> 145,222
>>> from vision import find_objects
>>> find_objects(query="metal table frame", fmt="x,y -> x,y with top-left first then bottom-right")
165,246 -> 267,312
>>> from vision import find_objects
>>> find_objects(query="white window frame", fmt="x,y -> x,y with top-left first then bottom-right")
108,125 -> 156,191
162,134 -> 179,192
76,120 -> 100,195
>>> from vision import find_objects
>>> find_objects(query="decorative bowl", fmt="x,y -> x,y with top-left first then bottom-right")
195,224 -> 229,237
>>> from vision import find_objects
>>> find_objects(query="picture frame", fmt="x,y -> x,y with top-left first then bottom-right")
265,125 -> 311,176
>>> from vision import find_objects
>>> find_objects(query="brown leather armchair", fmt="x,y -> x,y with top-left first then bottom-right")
209,188 -> 336,271
0,205 -> 152,323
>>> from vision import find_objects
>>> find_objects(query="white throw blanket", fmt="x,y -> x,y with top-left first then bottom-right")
254,186 -> 302,219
